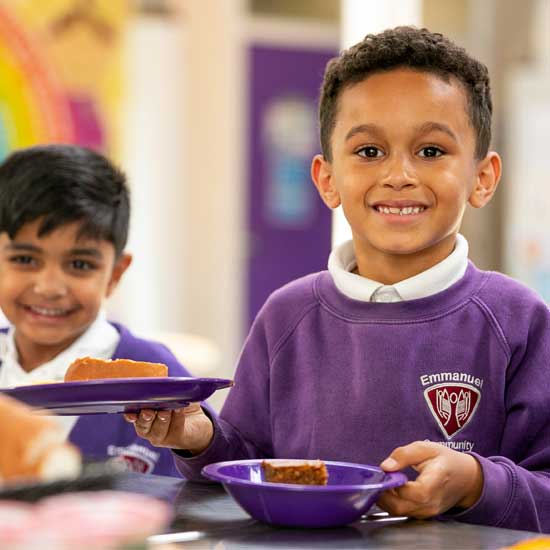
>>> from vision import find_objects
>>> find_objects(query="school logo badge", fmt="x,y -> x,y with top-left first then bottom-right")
423,383 -> 480,439
114,453 -> 154,474
107,444 -> 159,474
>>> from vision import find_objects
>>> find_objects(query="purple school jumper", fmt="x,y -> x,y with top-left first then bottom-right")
0,322 -> 191,477
66,322 -> 191,476
176,262 -> 550,532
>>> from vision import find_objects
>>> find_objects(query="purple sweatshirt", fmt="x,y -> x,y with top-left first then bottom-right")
68,323 -> 191,476
176,262 -> 550,532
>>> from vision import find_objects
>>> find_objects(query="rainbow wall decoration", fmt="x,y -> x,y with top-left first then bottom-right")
0,5 -> 74,160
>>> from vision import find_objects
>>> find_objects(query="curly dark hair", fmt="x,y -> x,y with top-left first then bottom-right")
319,26 -> 492,161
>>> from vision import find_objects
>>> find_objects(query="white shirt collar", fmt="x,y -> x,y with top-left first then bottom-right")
0,310 -> 120,388
328,234 -> 469,302
0,310 -> 120,438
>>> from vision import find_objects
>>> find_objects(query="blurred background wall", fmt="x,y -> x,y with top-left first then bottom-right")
0,0 -> 548,409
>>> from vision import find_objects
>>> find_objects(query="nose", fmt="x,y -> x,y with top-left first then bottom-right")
33,267 -> 68,299
380,153 -> 418,191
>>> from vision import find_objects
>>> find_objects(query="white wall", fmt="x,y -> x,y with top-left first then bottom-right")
109,13 -> 188,334
107,4 -> 247,410
179,0 -> 247,390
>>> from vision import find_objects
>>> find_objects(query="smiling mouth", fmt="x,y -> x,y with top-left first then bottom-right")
23,305 -> 76,318
374,206 -> 426,216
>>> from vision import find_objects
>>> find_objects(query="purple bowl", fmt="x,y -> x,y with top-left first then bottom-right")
202,459 -> 407,528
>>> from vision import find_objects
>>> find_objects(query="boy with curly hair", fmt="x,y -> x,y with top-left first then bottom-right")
129,27 -> 550,531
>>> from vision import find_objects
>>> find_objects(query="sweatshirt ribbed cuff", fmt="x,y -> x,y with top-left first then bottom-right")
442,452 -> 515,527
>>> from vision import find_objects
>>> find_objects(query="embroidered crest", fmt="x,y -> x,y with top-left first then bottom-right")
113,453 -> 154,473
424,382 -> 480,439
107,443 -> 158,474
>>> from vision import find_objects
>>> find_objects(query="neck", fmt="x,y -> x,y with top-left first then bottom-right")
353,235 -> 457,285
14,335 -> 72,373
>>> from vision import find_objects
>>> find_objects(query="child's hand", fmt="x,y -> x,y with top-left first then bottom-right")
377,441 -> 483,519
124,402 -> 213,455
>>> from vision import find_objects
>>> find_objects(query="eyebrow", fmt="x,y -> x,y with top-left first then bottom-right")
344,121 -> 458,142
4,243 -> 41,253
416,121 -> 458,142
3,243 -> 104,259
69,248 -> 104,259
345,123 -> 381,142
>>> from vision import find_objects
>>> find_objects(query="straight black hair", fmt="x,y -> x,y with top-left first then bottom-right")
0,144 -> 130,257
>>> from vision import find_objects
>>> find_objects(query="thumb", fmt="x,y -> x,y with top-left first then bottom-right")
380,455 -> 400,472
380,441 -> 438,472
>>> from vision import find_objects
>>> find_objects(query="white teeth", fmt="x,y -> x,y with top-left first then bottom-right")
377,206 -> 425,215
29,306 -> 68,317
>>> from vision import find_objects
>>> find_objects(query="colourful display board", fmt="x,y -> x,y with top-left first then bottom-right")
0,5 -> 73,159
0,0 -> 127,159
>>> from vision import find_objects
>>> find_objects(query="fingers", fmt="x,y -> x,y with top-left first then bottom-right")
124,407 -> 185,428
378,441 -> 442,518
377,486 -> 437,519
377,488 -> 409,517
130,409 -> 179,447
378,476 -> 444,518
134,409 -> 158,435
393,478 -> 434,504
124,404 -> 213,453
378,442 -> 483,518
124,406 -> 196,449
380,441 -> 439,472
144,410 -> 173,447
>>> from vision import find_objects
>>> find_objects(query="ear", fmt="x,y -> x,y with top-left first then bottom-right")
311,154 -> 341,209
468,152 -> 502,209
106,252 -> 132,298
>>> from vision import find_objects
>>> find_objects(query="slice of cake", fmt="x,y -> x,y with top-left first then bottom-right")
64,357 -> 168,382
261,459 -> 328,485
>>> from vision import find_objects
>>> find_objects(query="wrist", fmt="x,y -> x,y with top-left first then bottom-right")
184,415 -> 214,455
457,455 -> 483,509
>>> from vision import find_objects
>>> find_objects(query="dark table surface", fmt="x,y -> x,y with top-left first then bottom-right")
115,472 -> 543,550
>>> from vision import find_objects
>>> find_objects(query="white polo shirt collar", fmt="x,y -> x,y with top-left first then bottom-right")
328,234 -> 469,302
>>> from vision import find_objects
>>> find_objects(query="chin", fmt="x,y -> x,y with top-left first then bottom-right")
377,240 -> 425,256
20,327 -> 82,348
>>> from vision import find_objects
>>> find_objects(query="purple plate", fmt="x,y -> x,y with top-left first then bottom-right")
0,377 -> 233,415
202,459 -> 407,528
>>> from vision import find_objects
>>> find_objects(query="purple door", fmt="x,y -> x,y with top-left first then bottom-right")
247,44 -> 335,326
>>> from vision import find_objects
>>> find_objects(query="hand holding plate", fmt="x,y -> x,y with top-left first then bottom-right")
124,402 -> 214,455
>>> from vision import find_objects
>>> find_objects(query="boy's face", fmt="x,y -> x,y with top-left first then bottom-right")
0,219 -> 131,364
312,68 -> 500,274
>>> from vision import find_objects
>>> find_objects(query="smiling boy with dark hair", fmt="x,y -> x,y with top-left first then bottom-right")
129,27 -> 550,532
0,144 -> 192,476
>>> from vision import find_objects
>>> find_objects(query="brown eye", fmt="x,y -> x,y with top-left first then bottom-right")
358,146 -> 383,158
71,259 -> 95,271
10,255 -> 35,265
419,146 -> 444,158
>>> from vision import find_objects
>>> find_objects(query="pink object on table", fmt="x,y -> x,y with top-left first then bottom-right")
0,491 -> 171,548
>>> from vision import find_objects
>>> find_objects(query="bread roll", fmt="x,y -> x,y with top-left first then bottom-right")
0,394 -> 81,486
64,357 -> 168,382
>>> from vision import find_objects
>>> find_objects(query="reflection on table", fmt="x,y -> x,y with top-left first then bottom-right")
114,472 -> 541,550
